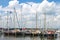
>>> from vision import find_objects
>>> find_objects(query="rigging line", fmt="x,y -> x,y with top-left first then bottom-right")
9,11 -> 13,28
14,8 -> 20,28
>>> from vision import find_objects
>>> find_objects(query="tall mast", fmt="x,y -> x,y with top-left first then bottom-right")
21,5 -> 22,28
36,12 -> 38,30
7,11 -> 9,36
44,12 -> 46,31
7,11 -> 13,36
7,11 -> 8,28
13,9 -> 16,37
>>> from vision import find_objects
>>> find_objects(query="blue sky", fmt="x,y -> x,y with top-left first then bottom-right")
0,0 -> 60,7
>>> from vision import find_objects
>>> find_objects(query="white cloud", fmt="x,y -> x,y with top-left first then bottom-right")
0,0 -> 60,28
37,0 -> 56,15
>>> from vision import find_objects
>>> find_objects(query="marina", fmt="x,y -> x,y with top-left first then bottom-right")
1,6 -> 57,38
0,28 -> 57,38
0,0 -> 60,40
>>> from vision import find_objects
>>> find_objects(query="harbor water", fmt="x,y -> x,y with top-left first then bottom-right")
0,34 -> 60,40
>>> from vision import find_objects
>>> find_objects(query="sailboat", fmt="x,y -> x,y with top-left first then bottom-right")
3,6 -> 57,37
43,12 -> 57,38
29,11 -> 41,36
3,8 -> 22,36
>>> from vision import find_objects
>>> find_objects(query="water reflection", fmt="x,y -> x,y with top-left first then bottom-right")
32,36 -> 56,40
47,38 -> 54,40
32,37 -> 38,40
0,35 -> 58,40
46,37 -> 56,40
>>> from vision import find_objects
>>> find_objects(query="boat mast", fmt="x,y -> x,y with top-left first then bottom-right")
20,5 -> 23,29
44,12 -> 46,31
7,11 -> 9,36
13,8 -> 16,37
7,11 -> 13,36
13,7 -> 21,36
36,12 -> 38,30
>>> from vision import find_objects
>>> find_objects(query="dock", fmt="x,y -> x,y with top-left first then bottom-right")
3,28 -> 57,38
